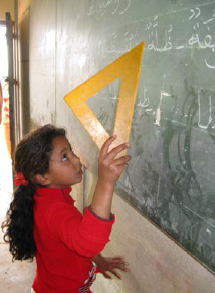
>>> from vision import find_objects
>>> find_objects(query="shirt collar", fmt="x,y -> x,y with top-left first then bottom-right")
35,186 -> 74,204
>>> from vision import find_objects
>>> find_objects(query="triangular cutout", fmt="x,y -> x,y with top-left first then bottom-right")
64,42 -> 144,150
86,77 -> 121,136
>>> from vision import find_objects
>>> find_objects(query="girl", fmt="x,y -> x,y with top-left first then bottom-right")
2,124 -> 131,293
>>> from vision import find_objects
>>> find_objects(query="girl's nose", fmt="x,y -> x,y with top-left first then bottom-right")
73,154 -> 81,165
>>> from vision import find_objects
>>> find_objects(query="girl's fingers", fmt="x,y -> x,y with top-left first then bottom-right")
103,271 -> 112,279
105,143 -> 129,161
111,259 -> 130,272
117,263 -> 130,272
100,135 -> 117,157
111,155 -> 131,166
110,269 -> 122,279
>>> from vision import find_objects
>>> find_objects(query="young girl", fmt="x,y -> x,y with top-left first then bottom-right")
2,124 -> 131,293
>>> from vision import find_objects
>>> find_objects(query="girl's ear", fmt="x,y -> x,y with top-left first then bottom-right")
34,173 -> 51,186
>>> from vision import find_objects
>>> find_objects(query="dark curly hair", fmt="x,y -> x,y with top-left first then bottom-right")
1,124 -> 66,261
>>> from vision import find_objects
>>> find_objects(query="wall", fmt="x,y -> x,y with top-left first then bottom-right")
18,0 -> 85,205
17,0 -> 35,135
0,0 -> 14,21
86,171 -> 215,293
26,0 -> 215,292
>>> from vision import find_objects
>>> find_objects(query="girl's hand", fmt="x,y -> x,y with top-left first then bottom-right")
90,135 -> 131,219
93,254 -> 130,279
98,135 -> 131,186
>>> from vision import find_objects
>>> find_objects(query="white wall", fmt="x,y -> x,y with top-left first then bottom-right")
85,170 -> 215,293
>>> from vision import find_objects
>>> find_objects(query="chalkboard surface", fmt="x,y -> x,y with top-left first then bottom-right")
56,0 -> 215,272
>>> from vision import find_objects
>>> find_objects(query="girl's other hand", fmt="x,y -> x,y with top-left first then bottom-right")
98,135 -> 131,186
93,254 -> 130,279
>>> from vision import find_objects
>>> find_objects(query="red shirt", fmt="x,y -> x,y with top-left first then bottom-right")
32,187 -> 114,293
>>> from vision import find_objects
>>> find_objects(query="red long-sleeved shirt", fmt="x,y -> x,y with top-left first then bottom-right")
32,187 -> 114,293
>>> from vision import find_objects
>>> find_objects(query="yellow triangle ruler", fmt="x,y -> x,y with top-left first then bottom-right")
64,42 -> 144,151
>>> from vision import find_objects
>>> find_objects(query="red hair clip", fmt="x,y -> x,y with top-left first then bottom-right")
14,172 -> 29,186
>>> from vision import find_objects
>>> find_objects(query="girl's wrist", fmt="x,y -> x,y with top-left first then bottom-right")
97,177 -> 115,191
90,179 -> 114,220
96,179 -> 114,194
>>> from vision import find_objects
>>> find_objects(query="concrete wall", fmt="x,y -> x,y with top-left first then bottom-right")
85,171 -> 215,293
0,0 -> 14,21
18,0 -> 215,292
18,3 -> 30,135
17,0 -> 36,135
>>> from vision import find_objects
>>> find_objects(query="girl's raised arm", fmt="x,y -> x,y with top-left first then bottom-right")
90,135 -> 131,220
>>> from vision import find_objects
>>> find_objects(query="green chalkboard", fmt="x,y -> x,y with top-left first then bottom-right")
56,0 -> 215,273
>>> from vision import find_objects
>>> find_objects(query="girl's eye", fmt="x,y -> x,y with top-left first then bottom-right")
61,154 -> 67,162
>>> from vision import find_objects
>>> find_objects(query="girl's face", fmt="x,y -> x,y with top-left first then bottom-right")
45,136 -> 83,189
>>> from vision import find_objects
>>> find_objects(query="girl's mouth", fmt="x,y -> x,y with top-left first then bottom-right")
77,169 -> 83,175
